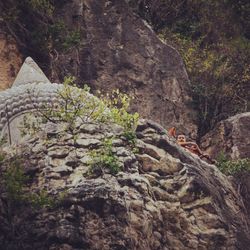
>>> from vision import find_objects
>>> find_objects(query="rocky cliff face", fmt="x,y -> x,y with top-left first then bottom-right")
0,32 -> 22,91
55,0 -> 197,136
0,119 -> 249,250
201,112 -> 250,160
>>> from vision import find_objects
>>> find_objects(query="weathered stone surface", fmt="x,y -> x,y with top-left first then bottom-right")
201,112 -> 250,160
0,32 -> 22,91
49,0 -> 197,137
12,57 -> 51,87
0,119 -> 249,250
75,138 -> 101,148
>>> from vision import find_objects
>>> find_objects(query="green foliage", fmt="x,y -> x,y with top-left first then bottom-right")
3,156 -> 27,201
28,190 -> 55,208
216,152 -> 250,175
48,21 -> 81,52
27,0 -> 54,16
20,114 -> 42,137
1,0 -> 55,21
1,0 -> 80,63
122,130 -> 138,153
62,30 -> 81,51
159,28 -> 249,137
88,138 -> 121,175
39,76 -> 139,135
0,153 -> 5,163
41,76 -> 106,131
1,154 -> 63,208
99,89 -> 139,134
0,136 -> 7,163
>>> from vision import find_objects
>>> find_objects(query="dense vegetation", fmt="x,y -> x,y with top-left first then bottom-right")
130,0 -> 250,138
217,152 -> 250,175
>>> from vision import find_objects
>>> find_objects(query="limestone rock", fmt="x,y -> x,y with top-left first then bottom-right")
201,112 -> 250,160
0,119 -> 249,250
49,0 -> 197,136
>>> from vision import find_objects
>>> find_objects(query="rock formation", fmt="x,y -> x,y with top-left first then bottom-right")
201,112 -> 250,160
0,58 -> 249,249
55,0 -> 197,136
0,32 -> 22,91
0,119 -> 249,249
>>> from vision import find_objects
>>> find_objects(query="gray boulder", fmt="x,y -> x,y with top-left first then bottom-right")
201,112 -> 250,160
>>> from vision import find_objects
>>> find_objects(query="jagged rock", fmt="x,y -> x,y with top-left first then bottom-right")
0,119 -> 249,250
201,112 -> 250,160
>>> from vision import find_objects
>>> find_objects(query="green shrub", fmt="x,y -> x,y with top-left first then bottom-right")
3,156 -> 27,201
1,154 -> 62,208
122,130 -> 138,153
27,0 -> 54,16
49,21 -> 81,52
216,152 -> 250,175
0,153 -> 5,163
20,114 -> 42,137
88,138 -> 121,175
38,76 -> 139,134
28,190 -> 55,208
0,137 -> 7,163
102,89 -> 139,134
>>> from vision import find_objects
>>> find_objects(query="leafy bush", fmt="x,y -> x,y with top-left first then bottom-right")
0,136 -> 7,163
27,0 -> 54,16
49,21 -> 81,52
216,152 -> 250,175
88,138 -> 121,175
99,89 -> 139,134
3,156 -> 27,201
28,190 -> 55,208
20,114 -> 42,137
38,76 -> 139,135
1,154 -> 61,208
